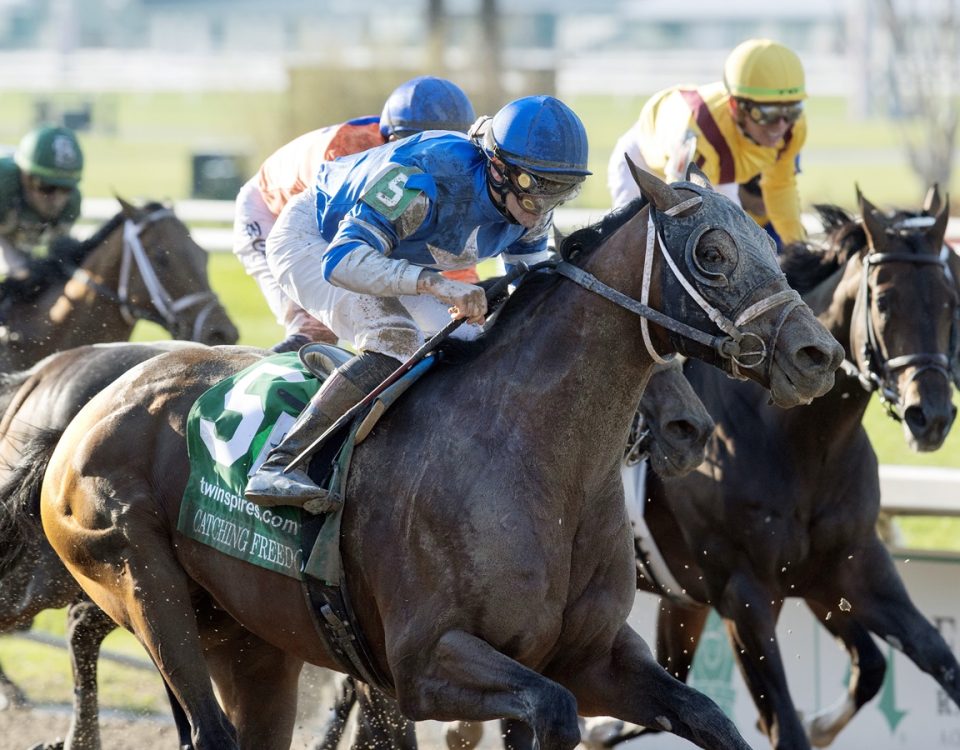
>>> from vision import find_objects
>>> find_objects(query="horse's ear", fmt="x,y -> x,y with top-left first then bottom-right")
857,190 -> 886,249
927,192 -> 950,248
624,154 -> 686,213
922,184 -> 942,216
115,194 -> 137,219
684,162 -> 713,191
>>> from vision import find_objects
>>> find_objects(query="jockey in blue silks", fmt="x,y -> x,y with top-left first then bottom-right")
246,95 -> 591,511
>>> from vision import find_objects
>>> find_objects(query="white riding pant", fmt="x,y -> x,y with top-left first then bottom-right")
0,237 -> 29,279
234,179 -> 337,342
607,128 -> 740,209
266,190 -> 481,361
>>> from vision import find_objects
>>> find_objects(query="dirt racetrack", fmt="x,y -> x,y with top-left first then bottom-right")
0,664 -> 506,750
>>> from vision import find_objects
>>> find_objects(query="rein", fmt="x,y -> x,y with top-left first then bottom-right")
554,198 -> 803,374
73,207 -> 219,340
840,220 -> 957,421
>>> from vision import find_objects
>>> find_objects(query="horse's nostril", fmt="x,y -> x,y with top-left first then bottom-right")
903,405 -> 928,431
666,420 -> 699,443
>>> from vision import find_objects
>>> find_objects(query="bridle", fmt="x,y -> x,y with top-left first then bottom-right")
75,206 -> 220,340
840,217 -> 958,421
553,189 -> 803,378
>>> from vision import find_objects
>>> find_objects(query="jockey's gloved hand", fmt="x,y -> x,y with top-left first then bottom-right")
416,271 -> 487,324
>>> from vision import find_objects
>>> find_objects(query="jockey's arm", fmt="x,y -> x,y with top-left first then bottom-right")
759,120 -> 807,245
321,192 -> 486,321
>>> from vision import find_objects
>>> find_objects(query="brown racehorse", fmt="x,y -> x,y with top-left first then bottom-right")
0,197 -> 238,372
39,166 -> 843,750
605,188 -> 960,750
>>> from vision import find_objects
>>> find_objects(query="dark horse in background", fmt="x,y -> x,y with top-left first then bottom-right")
0,342 -> 212,747
38,166 -> 842,750
604,188 -> 959,750
0,197 -> 238,372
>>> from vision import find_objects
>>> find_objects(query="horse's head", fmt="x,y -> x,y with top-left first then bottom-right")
845,187 -> 958,451
110,197 -> 239,345
632,357 -> 713,477
624,160 -> 843,408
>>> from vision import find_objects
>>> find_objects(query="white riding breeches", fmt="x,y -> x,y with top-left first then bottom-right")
266,190 -> 482,361
0,237 -> 29,279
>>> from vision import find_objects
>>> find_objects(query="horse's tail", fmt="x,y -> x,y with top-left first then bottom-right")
0,428 -> 62,577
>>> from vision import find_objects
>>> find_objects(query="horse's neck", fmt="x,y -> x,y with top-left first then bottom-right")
21,237 -> 133,360
474,218 -> 658,481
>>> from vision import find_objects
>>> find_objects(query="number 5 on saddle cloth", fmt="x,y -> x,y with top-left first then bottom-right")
178,347 -> 434,586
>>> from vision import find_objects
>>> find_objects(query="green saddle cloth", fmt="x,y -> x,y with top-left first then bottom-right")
177,352 -> 322,579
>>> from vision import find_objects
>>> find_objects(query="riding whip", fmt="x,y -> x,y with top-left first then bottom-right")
284,262 -> 530,473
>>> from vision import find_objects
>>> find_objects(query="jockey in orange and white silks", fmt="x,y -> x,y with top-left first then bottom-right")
232,76 -> 476,352
245,96 -> 590,509
608,39 -> 807,248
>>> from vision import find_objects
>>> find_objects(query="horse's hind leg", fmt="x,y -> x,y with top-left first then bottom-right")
568,624 -> 751,750
801,599 -> 886,748
203,623 -> 303,750
392,629 -> 581,750
61,598 -> 118,750
0,659 -> 28,710
813,539 -> 960,711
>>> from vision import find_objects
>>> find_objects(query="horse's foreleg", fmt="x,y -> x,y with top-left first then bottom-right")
815,540 -> 960,711
714,573 -> 810,750
590,596 -> 713,748
310,673 -> 357,750
563,624 -> 751,750
350,680 -> 417,750
62,598 -> 117,750
657,597 -> 710,680
392,629 -> 581,750
801,599 -> 885,748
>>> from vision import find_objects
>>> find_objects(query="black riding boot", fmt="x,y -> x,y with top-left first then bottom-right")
244,350 -> 400,512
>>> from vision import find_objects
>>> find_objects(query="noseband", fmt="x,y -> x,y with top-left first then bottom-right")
554,195 -> 802,376
842,218 -> 958,421
77,206 -> 219,340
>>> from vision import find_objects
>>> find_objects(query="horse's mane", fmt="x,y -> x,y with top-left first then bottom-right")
438,199 -> 647,364
780,204 -> 864,294
0,428 -> 61,576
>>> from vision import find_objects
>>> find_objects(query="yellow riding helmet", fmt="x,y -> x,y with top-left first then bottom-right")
723,39 -> 806,103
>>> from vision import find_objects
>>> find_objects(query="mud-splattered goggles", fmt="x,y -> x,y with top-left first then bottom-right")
738,99 -> 803,126
502,166 -> 582,215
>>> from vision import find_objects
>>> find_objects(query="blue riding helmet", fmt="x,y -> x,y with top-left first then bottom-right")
483,95 -> 591,177
477,95 -> 590,217
379,76 -> 476,138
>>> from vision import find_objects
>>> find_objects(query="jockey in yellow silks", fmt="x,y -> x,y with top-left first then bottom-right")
608,39 -> 808,249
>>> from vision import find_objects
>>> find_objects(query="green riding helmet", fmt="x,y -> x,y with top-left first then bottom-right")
14,125 -> 84,187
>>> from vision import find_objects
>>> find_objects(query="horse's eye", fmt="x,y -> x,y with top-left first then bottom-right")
875,294 -> 891,317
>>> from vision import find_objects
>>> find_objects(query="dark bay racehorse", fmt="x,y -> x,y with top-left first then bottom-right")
609,189 -> 959,750
0,198 -> 238,371
39,166 -> 843,750
0,342 -> 213,747
323,356 -> 717,750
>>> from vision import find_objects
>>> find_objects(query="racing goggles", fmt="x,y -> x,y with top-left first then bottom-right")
738,99 -> 803,126
504,167 -> 582,215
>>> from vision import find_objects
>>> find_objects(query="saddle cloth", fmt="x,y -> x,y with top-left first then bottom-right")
176,349 -> 434,582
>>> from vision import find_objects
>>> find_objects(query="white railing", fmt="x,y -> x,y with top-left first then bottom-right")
76,198 -> 960,254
